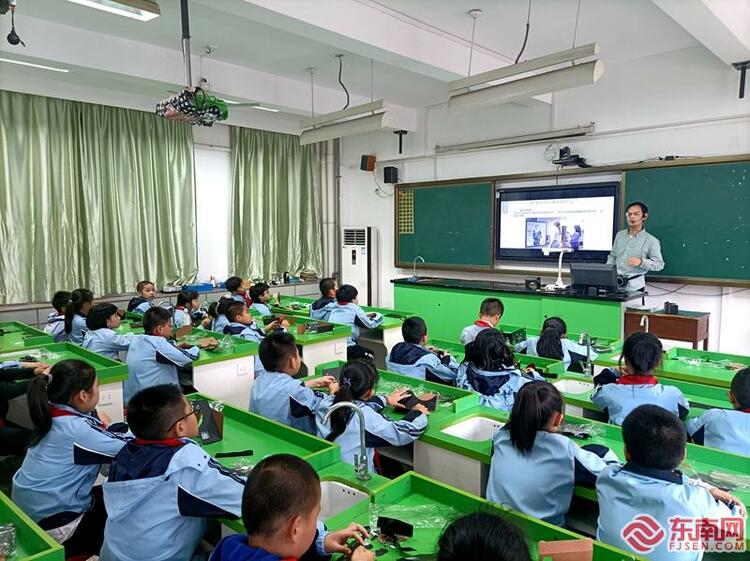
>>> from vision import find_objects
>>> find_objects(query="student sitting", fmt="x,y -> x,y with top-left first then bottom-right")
211,296 -> 235,335
457,329 -> 544,411
592,332 -> 688,426
124,307 -> 214,404
209,454 -> 372,561
597,405 -> 745,561
173,289 -> 203,328
223,302 -> 287,343
459,297 -> 503,345
127,280 -> 155,314
200,301 -> 218,331
437,512 -> 531,561
310,277 -> 337,321
101,385 -> 245,561
327,285 -> 383,361
226,276 -> 251,306
82,303 -> 134,360
515,316 -> 597,369
316,359 -> 428,472
249,282 -> 273,316
0,361 -> 49,456
687,367 -> 750,456
64,288 -> 94,345
249,332 -> 336,434
386,316 -> 458,383
44,290 -> 71,343
486,381 -> 618,525
12,360 -> 130,558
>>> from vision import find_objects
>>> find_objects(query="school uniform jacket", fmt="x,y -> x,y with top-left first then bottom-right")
68,313 -> 88,345
100,438 -> 245,561
457,362 -> 544,411
592,374 -> 689,426
249,371 -> 325,435
172,306 -> 193,328
459,321 -> 494,345
212,314 -> 230,336
686,408 -> 750,457
208,532 -> 330,561
127,297 -> 153,314
123,335 -> 200,403
82,328 -> 134,360
486,429 -> 618,525
310,296 -> 336,321
250,302 -> 272,316
515,336 -> 598,368
44,313 -> 68,342
327,302 -> 383,346
12,404 -> 130,525
316,394 -> 428,472
596,462 -> 741,561
385,342 -> 459,383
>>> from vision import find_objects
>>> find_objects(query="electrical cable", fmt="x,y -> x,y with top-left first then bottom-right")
571,0 -> 582,50
372,171 -> 393,198
514,0 -> 532,64
337,56 -> 350,110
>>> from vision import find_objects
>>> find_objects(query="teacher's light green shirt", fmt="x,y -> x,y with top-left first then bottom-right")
606,229 -> 665,290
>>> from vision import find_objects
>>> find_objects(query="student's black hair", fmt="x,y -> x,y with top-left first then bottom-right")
326,359 -> 379,442
319,277 -> 337,296
535,316 -> 567,361
626,201 -> 649,215
125,384 -> 186,440
136,280 -> 155,293
336,284 -> 358,303
27,359 -> 97,446
258,332 -> 298,372
479,298 -> 504,318
622,404 -> 686,470
242,454 -> 320,537
466,329 -> 515,371
620,332 -> 662,375
248,282 -> 270,302
64,288 -> 94,334
505,381 -> 564,455
85,303 -> 119,331
225,301 -> 247,323
225,276 -> 242,293
216,296 -> 234,317
51,290 -> 71,314
176,290 -> 199,308
206,302 -> 218,319
402,316 -> 427,344
437,512 -> 531,561
143,307 -> 173,334
731,368 -> 750,409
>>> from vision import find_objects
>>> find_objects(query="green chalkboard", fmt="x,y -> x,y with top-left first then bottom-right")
396,182 -> 493,268
625,162 -> 750,282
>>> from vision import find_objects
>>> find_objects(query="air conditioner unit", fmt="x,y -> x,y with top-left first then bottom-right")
341,227 -> 378,306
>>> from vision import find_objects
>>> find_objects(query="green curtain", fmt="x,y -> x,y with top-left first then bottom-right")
0,90 -> 197,304
230,127 -> 323,279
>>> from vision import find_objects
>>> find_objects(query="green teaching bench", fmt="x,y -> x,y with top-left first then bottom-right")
0,490 -> 64,561
0,322 -> 53,353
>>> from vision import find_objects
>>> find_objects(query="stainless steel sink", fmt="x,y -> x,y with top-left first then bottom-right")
441,416 -> 505,442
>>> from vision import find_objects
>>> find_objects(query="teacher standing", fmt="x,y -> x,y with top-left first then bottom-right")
607,201 -> 665,291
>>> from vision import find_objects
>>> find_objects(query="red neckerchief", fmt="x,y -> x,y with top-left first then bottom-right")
134,438 -> 185,447
337,300 -> 350,305
617,375 -> 658,386
740,408 -> 750,413
175,305 -> 187,311
50,406 -> 81,418
475,320 -> 493,328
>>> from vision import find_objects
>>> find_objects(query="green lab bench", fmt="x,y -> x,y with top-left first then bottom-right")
0,490 -> 64,561
0,322 -> 53,353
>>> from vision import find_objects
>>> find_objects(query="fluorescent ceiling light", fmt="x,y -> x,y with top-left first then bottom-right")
223,99 -> 280,113
0,58 -> 70,73
251,106 -> 279,113
64,0 -> 160,21
300,112 -> 386,146
435,123 -> 595,154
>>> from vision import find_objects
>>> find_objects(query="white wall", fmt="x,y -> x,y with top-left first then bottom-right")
339,45 -> 750,354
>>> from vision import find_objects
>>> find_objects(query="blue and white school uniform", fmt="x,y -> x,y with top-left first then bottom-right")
592,375 -> 689,426
457,362 -> 544,411
686,408 -> 750,457
12,404 -> 130,539
515,336 -> 598,368
82,329 -> 134,360
316,394 -> 428,472
172,306 -> 193,328
230,294 -> 247,304
459,320 -> 493,345
597,462 -> 742,561
386,342 -> 459,383
68,313 -> 88,345
327,302 -> 383,346
250,301 -> 272,316
101,438 -> 245,561
249,370 -> 325,434
209,528 -> 330,561
127,297 -> 153,314
0,360 -> 22,369
486,429 -> 618,525
123,335 -> 200,403
212,314 -> 230,336
310,296 -> 335,321
44,312 -> 68,342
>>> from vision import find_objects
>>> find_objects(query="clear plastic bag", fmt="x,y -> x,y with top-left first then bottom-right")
215,335 -> 236,352
32,347 -> 60,361
559,422 -> 604,440
0,523 -> 16,556
228,460 -> 254,476
368,502 -> 460,531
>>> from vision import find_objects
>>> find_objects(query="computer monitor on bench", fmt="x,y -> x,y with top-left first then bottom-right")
570,263 -> 619,292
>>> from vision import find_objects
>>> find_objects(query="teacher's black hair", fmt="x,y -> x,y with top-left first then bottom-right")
626,201 -> 649,214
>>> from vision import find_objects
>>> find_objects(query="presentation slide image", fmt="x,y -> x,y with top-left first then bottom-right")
525,218 -> 585,250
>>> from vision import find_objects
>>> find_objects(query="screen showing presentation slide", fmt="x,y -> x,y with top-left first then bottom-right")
495,183 -> 619,262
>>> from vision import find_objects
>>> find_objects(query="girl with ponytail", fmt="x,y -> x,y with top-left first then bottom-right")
457,329 -> 544,411
12,359 -> 130,558
486,381 -> 618,525
64,288 -> 94,345
515,316 -> 599,369
316,359 -> 429,472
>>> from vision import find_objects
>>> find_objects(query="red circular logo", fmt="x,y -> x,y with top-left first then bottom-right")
621,514 -> 666,553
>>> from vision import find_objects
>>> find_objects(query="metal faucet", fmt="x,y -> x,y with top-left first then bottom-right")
640,314 -> 650,333
412,255 -> 425,280
578,331 -> 594,377
157,300 -> 174,310
323,401 -> 371,481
